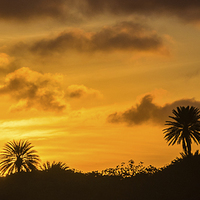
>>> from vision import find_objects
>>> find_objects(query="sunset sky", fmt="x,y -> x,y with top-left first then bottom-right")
0,0 -> 200,172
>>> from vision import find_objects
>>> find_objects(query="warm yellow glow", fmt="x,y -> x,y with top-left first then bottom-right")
0,3 -> 200,172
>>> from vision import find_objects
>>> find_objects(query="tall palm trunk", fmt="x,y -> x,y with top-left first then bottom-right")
185,126 -> 192,155
186,137 -> 192,155
16,157 -> 22,173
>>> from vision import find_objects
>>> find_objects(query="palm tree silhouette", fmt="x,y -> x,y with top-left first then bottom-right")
0,140 -> 40,175
41,161 -> 69,172
163,106 -> 200,155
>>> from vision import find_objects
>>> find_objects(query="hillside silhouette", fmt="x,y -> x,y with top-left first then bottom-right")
0,154 -> 199,200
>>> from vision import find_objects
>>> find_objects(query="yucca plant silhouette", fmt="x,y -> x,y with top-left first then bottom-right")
0,140 -> 40,175
163,106 -> 200,155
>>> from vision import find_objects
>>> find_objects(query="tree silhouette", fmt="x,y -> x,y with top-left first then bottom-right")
0,140 -> 40,175
163,106 -> 200,155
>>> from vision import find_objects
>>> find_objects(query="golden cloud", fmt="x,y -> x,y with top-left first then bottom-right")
0,67 -> 67,112
0,53 -> 9,65
0,67 -> 103,112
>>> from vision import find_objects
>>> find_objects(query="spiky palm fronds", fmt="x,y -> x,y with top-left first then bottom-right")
163,106 -> 200,155
0,140 -> 40,175
41,161 -> 69,172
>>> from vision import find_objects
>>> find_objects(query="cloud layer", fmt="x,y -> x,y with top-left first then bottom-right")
81,0 -> 200,22
107,95 -> 200,126
11,21 -> 165,56
1,0 -> 200,23
0,0 -> 69,21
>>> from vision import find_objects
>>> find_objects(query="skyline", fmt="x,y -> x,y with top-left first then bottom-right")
0,0 -> 200,171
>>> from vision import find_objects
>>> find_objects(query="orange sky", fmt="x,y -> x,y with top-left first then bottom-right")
0,0 -> 200,172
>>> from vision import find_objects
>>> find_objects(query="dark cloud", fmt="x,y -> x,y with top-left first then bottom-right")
0,0 -> 70,21
66,85 -> 102,99
107,95 -> 200,126
15,21 -> 164,55
0,67 -> 67,112
81,0 -> 200,22
1,0 -> 200,23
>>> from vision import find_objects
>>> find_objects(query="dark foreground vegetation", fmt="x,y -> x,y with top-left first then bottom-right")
0,106 -> 200,199
0,154 -> 199,200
